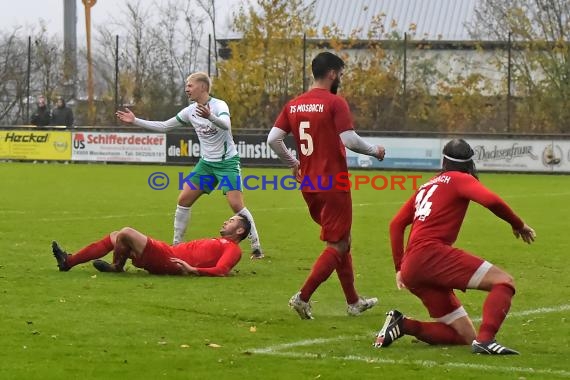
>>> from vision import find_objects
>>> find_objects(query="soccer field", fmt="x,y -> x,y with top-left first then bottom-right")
0,162 -> 568,379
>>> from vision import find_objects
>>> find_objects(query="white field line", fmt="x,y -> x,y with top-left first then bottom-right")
256,351 -> 570,378
250,304 -> 570,354
248,304 -> 570,377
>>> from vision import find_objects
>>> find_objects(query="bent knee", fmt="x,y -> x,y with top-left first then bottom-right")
494,270 -> 515,290
109,231 -> 119,243
502,274 -> 515,289
479,266 -> 515,291
117,227 -> 137,240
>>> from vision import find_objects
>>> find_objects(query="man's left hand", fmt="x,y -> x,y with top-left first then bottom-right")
196,103 -> 211,119
170,257 -> 199,275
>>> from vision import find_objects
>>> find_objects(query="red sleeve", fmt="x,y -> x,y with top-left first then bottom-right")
331,96 -> 354,134
274,105 -> 291,133
456,175 -> 524,230
194,244 -> 242,277
389,195 -> 416,272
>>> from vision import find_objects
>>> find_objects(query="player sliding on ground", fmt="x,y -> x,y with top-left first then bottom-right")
374,138 -> 536,355
116,72 -> 264,259
51,215 -> 250,276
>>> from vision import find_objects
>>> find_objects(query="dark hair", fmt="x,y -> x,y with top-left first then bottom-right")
442,138 -> 479,179
312,52 -> 345,80
236,215 -> 251,242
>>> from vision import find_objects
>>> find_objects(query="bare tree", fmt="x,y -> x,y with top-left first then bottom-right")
156,0 -> 205,105
197,0 -> 218,75
93,0 -> 207,122
0,29 -> 27,123
469,0 -> 570,132
0,25 -> 63,125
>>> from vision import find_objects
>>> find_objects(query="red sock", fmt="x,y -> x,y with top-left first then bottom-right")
403,318 -> 468,345
67,235 -> 114,268
300,247 -> 341,302
336,252 -> 359,304
476,283 -> 515,342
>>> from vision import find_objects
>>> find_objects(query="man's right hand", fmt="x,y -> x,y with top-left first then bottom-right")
116,108 -> 135,124
291,161 -> 302,183
375,145 -> 386,161
513,223 -> 536,244
395,271 -> 406,290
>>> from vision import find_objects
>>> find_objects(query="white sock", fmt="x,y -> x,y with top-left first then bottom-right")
173,205 -> 191,245
238,207 -> 261,250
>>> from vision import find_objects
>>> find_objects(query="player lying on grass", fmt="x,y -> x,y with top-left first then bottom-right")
374,138 -> 536,355
51,215 -> 251,276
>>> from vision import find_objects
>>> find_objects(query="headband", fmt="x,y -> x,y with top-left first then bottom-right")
443,154 -> 473,162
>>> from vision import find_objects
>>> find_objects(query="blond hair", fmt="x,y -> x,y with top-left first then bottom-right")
186,72 -> 212,92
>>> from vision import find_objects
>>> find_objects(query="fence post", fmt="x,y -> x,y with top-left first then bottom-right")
114,35 -> 119,119
403,32 -> 408,129
303,33 -> 307,92
507,31 -> 512,132
208,34 -> 212,78
26,36 -> 31,123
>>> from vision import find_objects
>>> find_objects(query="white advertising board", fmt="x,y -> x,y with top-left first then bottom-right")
71,132 -> 166,163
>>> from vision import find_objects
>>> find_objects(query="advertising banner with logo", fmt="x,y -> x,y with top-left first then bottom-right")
0,131 -> 71,160
550,141 -> 570,173
165,134 -> 570,172
468,139 -> 559,172
71,132 -> 166,163
346,137 -> 442,170
166,133 -> 297,166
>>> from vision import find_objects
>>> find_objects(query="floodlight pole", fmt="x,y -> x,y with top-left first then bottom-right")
83,0 -> 97,124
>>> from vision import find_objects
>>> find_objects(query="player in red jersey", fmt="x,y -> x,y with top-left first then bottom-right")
374,139 -> 536,355
51,215 -> 250,277
267,52 -> 386,319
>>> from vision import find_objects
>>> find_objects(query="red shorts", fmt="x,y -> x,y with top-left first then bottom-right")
400,243 -> 488,320
302,191 -> 352,243
131,238 -> 181,275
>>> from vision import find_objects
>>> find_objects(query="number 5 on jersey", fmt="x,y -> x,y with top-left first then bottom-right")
414,185 -> 438,221
299,121 -> 314,156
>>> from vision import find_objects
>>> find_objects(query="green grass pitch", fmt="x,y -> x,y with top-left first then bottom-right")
0,162 -> 568,379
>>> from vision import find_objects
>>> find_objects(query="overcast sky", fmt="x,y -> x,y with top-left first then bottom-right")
0,0 -> 245,40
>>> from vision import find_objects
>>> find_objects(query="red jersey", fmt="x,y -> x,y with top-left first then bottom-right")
274,88 -> 353,192
172,237 -> 242,276
389,171 -> 524,271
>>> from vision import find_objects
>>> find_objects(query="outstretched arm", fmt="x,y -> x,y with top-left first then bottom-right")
458,176 -> 536,244
116,108 -> 181,132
